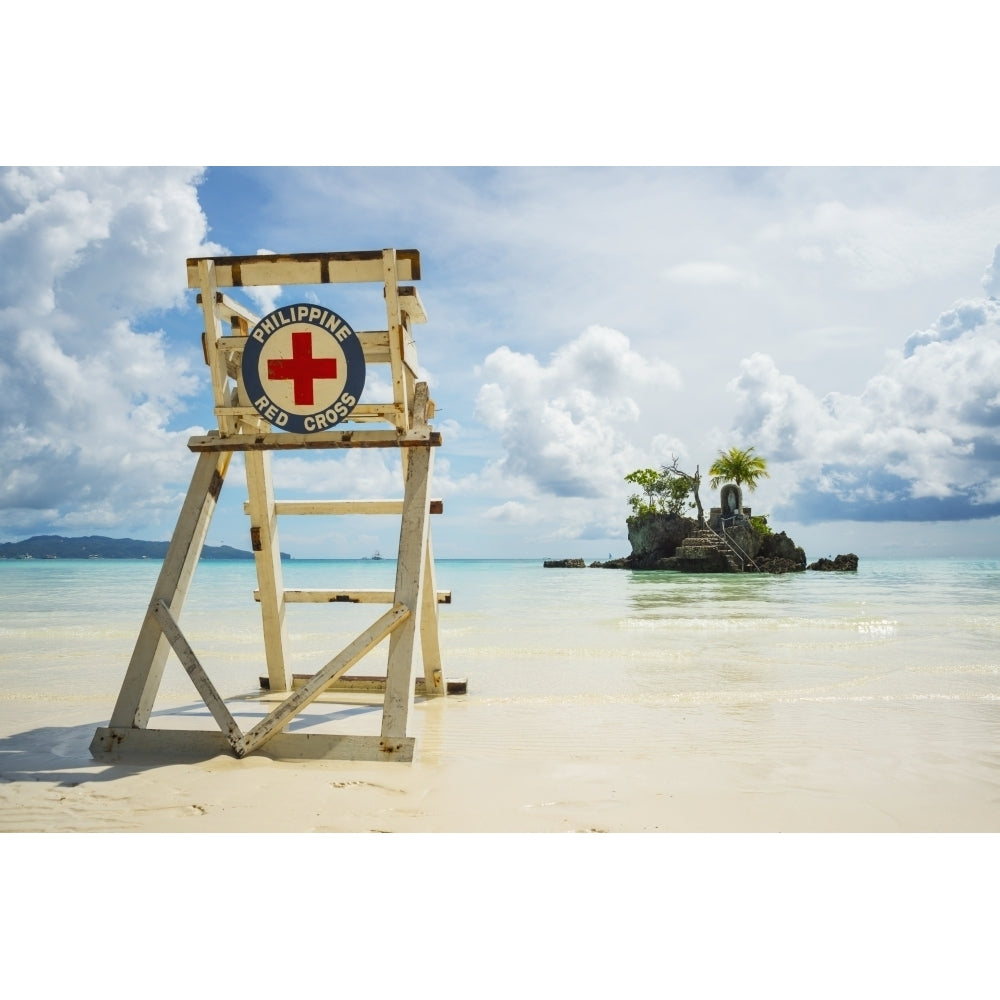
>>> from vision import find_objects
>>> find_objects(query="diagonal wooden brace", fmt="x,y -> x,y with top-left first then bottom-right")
234,603 -> 411,758
153,600 -> 244,751
109,448 -> 230,730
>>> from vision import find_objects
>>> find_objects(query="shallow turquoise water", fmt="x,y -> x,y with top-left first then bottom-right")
1,557 -> 998,781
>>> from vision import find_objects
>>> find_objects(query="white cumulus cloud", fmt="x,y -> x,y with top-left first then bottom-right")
726,258 -> 1000,523
474,325 -> 682,502
0,167 -> 222,538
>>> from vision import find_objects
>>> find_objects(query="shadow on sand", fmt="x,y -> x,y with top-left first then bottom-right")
0,699 -> 383,789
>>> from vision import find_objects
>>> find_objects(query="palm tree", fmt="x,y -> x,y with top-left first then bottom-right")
708,446 -> 769,492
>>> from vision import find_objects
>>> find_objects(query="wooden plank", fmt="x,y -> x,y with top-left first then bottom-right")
382,445 -> 432,740
217,335 -> 248,354
419,530 -> 446,695
186,250 -> 421,289
196,259 -> 232,432
357,331 -> 391,360
107,449 -> 230,729
331,404 -> 402,424
152,601 -> 243,748
409,381 -> 431,441
358,336 -> 391,364
226,408 -> 268,435
236,604 -> 411,757
214,403 -> 401,425
214,405 -> 271,419
402,324 -> 419,377
187,430 -> 442,452
242,499 -> 443,515
259,674 -> 467,695
382,249 -> 409,432
91,727 -> 414,762
214,347 -> 241,381
399,314 -> 418,423
399,287 -> 427,324
196,291 -> 260,326
254,589 -> 451,604
217,330 -> 391,364
245,450 -> 291,692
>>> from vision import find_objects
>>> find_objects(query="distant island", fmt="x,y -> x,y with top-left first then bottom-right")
0,535 -> 291,561
546,449 -> 858,574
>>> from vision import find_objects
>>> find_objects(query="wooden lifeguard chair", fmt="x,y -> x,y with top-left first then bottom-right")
91,249 -> 450,762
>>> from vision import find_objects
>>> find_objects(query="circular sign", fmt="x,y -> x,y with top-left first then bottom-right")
241,304 -> 366,433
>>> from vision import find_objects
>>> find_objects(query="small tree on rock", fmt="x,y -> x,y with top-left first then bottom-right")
624,468 -> 666,517
625,467 -> 697,518
661,457 -> 705,526
662,475 -> 695,517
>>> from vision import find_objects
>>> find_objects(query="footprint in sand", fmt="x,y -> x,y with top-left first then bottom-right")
330,780 -> 404,794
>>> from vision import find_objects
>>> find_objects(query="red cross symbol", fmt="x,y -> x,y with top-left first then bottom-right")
267,331 -> 338,405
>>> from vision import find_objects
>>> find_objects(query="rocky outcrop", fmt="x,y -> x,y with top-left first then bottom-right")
563,511 -> 843,575
756,531 -> 807,573
543,558 -> 586,568
619,512 -> 808,573
755,556 -> 804,574
808,553 -> 859,571
625,513 -> 697,568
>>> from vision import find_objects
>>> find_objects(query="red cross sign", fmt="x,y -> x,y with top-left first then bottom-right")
241,304 -> 366,433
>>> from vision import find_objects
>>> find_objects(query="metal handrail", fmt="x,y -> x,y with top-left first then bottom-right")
712,522 -> 760,573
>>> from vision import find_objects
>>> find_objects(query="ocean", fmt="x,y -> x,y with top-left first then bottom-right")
1,556 -> 999,829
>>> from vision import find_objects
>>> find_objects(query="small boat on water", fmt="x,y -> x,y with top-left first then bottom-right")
362,550 -> 383,561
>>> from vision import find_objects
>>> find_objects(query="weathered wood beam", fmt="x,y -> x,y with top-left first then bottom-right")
383,250 -> 409,431
152,601 -> 243,749
245,449 -> 291,692
188,431 -> 442,452
186,250 -> 421,289
108,449 -> 230,729
217,330 -> 392,363
197,260 -> 231,428
200,291 -> 422,329
419,530 -> 446,696
196,291 -> 261,326
214,403 -> 404,425
243,499 -> 443,515
91,727 -> 414,762
259,674 -> 468,695
399,287 -> 426,324
254,589 -> 451,604
382,444 -> 432,738
235,603 -> 411,757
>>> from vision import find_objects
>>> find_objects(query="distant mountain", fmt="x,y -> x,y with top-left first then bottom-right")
0,535 -> 291,561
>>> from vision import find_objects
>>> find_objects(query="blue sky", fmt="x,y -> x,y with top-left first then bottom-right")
4,7 -> 999,560
3,165 -> 1000,560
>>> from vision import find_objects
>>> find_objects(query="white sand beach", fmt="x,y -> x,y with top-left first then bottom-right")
5,559 -> 1000,834
2,689 -> 998,833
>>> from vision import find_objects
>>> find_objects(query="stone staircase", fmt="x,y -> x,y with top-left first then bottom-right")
674,525 -> 752,573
